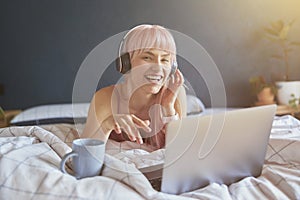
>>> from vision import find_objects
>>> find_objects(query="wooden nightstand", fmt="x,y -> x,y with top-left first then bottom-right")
0,110 -> 22,128
276,105 -> 300,119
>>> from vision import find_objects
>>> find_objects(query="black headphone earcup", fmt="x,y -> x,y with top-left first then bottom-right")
116,52 -> 131,74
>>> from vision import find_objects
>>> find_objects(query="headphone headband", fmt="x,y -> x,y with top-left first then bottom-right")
119,24 -> 155,56
117,25 -> 149,74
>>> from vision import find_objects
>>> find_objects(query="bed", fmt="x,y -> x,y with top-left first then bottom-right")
0,100 -> 300,199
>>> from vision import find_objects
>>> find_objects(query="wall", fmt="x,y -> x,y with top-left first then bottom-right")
1,0 -> 300,109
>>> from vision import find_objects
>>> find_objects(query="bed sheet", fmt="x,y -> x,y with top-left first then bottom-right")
0,115 -> 300,199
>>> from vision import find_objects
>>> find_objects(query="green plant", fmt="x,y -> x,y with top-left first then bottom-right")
264,20 -> 300,81
249,76 -> 277,95
0,107 -> 5,121
288,94 -> 300,112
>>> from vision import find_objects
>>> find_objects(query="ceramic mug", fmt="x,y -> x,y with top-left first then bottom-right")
60,138 -> 105,179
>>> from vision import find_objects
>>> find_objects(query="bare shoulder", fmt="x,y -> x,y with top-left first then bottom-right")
92,85 -> 116,108
94,85 -> 115,101
83,86 -> 116,139
90,85 -> 116,119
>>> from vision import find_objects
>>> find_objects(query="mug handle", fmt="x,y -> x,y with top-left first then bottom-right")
60,151 -> 78,176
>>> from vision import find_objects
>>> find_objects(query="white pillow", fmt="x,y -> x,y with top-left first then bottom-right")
11,95 -> 205,125
186,95 -> 205,115
11,103 -> 90,126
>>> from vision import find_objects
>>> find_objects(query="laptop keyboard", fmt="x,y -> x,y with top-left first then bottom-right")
139,163 -> 164,191
149,177 -> 162,191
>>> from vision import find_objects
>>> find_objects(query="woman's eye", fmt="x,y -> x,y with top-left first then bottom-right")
143,56 -> 151,61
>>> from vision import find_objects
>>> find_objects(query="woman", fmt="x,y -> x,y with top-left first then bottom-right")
82,24 -> 186,150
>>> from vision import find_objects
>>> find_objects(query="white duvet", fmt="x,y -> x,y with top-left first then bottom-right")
0,115 -> 300,200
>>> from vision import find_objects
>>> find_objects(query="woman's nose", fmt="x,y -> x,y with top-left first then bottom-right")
149,63 -> 163,71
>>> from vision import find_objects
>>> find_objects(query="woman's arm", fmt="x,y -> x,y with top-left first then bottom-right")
159,69 -> 187,118
175,86 -> 187,118
81,87 -> 114,141
82,86 -> 151,144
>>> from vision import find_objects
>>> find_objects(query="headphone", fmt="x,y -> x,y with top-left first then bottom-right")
116,26 -> 178,75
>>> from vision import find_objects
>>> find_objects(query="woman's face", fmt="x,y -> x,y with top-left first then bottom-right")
129,48 -> 173,94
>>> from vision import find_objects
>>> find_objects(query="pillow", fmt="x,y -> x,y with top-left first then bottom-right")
11,95 -> 205,125
186,95 -> 205,115
10,103 -> 90,126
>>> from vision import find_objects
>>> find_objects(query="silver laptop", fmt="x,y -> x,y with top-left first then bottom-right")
140,105 -> 276,194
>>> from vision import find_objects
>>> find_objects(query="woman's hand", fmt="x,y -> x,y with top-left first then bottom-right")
102,114 -> 152,144
158,69 -> 184,116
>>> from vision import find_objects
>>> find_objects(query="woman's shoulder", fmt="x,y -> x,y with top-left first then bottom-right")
94,85 -> 115,98
93,85 -> 120,114
92,85 -> 116,106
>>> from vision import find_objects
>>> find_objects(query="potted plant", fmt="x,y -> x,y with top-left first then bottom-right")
249,76 -> 277,106
288,94 -> 300,119
264,19 -> 300,105
0,107 -> 6,127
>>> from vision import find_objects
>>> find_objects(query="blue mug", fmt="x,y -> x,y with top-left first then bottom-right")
60,138 -> 105,179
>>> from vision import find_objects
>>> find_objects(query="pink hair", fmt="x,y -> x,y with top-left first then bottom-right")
121,24 -> 177,63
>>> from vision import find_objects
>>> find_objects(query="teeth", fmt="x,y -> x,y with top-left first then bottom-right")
145,75 -> 162,81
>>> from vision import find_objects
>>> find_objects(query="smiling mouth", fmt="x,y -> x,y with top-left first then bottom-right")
144,75 -> 164,83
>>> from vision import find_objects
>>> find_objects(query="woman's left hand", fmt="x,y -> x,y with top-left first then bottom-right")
157,69 -> 184,115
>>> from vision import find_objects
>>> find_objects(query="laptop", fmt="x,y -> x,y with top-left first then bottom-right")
139,105 -> 276,194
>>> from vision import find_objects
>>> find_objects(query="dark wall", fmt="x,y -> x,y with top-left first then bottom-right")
1,0 -> 300,109
0,0 -> 210,109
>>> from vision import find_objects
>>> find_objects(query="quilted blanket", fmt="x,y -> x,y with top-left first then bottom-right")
0,115 -> 300,199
